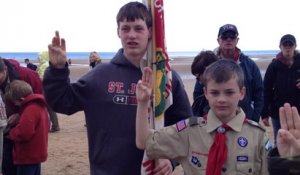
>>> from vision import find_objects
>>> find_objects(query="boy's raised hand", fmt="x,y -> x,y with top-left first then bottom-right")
278,103 -> 300,157
48,31 -> 67,68
136,67 -> 153,104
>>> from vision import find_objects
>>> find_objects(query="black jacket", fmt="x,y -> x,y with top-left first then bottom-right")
268,148 -> 300,175
262,52 -> 300,119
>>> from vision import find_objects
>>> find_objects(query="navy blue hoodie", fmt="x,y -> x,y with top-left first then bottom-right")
43,49 -> 192,175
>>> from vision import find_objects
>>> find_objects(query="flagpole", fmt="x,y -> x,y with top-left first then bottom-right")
141,0 -> 172,174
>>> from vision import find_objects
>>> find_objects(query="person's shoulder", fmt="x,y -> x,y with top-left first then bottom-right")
96,62 -> 112,69
170,69 -> 180,77
294,52 -> 300,64
189,116 -> 207,127
268,58 -> 280,67
175,117 -> 207,132
29,63 -> 37,70
245,119 -> 266,132
240,53 -> 256,63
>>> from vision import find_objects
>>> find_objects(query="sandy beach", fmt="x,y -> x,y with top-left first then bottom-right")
41,56 -> 274,175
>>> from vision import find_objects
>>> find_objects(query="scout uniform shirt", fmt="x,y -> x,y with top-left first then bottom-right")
145,108 -> 270,175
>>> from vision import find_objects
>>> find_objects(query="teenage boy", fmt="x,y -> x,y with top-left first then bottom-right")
136,59 -> 269,175
42,2 -> 192,175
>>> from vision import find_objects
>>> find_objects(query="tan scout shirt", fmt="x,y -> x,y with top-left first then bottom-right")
145,109 -> 270,175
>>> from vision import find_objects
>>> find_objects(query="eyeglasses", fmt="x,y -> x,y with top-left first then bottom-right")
221,34 -> 237,40
282,42 -> 294,47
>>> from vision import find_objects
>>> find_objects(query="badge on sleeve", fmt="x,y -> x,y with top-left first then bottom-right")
176,120 -> 187,132
265,139 -> 272,151
191,156 -> 202,167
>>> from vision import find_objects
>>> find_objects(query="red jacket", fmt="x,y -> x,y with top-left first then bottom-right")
9,94 -> 49,164
7,59 -> 43,94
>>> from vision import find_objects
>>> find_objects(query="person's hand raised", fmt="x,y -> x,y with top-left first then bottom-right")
278,103 -> 300,157
48,31 -> 67,68
136,67 -> 153,105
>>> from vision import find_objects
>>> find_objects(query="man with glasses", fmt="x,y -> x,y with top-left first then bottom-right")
261,34 -> 300,145
193,24 -> 264,123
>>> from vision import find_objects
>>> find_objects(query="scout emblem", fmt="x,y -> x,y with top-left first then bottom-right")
237,137 -> 248,147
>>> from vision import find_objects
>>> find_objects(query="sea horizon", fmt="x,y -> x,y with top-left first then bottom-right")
0,50 -> 279,62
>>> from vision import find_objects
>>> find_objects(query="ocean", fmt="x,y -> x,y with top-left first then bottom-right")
0,50 -> 279,62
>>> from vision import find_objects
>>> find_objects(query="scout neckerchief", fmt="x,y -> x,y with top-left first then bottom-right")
205,114 -> 248,175
206,123 -> 231,175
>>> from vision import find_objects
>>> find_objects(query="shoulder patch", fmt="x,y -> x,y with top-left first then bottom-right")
265,139 -> 273,151
176,120 -> 187,132
246,120 -> 265,132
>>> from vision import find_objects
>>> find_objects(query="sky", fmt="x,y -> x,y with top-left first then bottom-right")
0,0 -> 299,52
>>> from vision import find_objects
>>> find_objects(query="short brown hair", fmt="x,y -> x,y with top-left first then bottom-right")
191,50 -> 218,76
5,80 -> 33,102
116,2 -> 152,28
202,59 -> 244,89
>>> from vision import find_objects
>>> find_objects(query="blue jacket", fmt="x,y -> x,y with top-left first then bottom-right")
238,52 -> 264,122
43,49 -> 192,175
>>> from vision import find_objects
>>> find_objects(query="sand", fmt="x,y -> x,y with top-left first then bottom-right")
41,56 -> 274,175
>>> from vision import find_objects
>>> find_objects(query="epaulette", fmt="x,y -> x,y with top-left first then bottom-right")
188,117 -> 207,127
189,117 -> 199,126
246,120 -> 265,132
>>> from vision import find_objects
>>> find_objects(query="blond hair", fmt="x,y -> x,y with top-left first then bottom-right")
5,80 -> 33,102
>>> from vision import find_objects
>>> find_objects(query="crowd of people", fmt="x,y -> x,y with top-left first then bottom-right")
0,1 -> 299,175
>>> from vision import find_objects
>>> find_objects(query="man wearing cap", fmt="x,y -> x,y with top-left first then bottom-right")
261,34 -> 300,144
193,24 -> 264,123
216,24 -> 264,123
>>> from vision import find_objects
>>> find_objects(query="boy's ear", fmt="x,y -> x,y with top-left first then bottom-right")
203,87 -> 208,99
117,27 -> 121,38
148,27 -> 152,40
239,86 -> 246,100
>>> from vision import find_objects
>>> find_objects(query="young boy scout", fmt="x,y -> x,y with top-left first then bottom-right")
136,59 -> 271,175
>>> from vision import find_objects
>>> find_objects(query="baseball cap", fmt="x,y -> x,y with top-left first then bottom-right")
218,24 -> 239,37
280,34 -> 296,45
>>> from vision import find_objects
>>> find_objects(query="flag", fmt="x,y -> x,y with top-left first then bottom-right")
141,0 -> 173,174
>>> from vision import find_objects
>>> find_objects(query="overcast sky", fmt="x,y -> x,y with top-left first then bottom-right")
0,0 -> 299,52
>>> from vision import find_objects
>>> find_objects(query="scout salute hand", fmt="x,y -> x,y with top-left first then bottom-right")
136,67 -> 153,149
136,67 -> 173,175
278,103 -> 300,157
48,31 -> 67,68
136,67 -> 153,105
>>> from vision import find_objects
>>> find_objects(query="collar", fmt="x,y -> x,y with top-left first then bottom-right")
216,47 -> 241,63
206,108 -> 246,133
